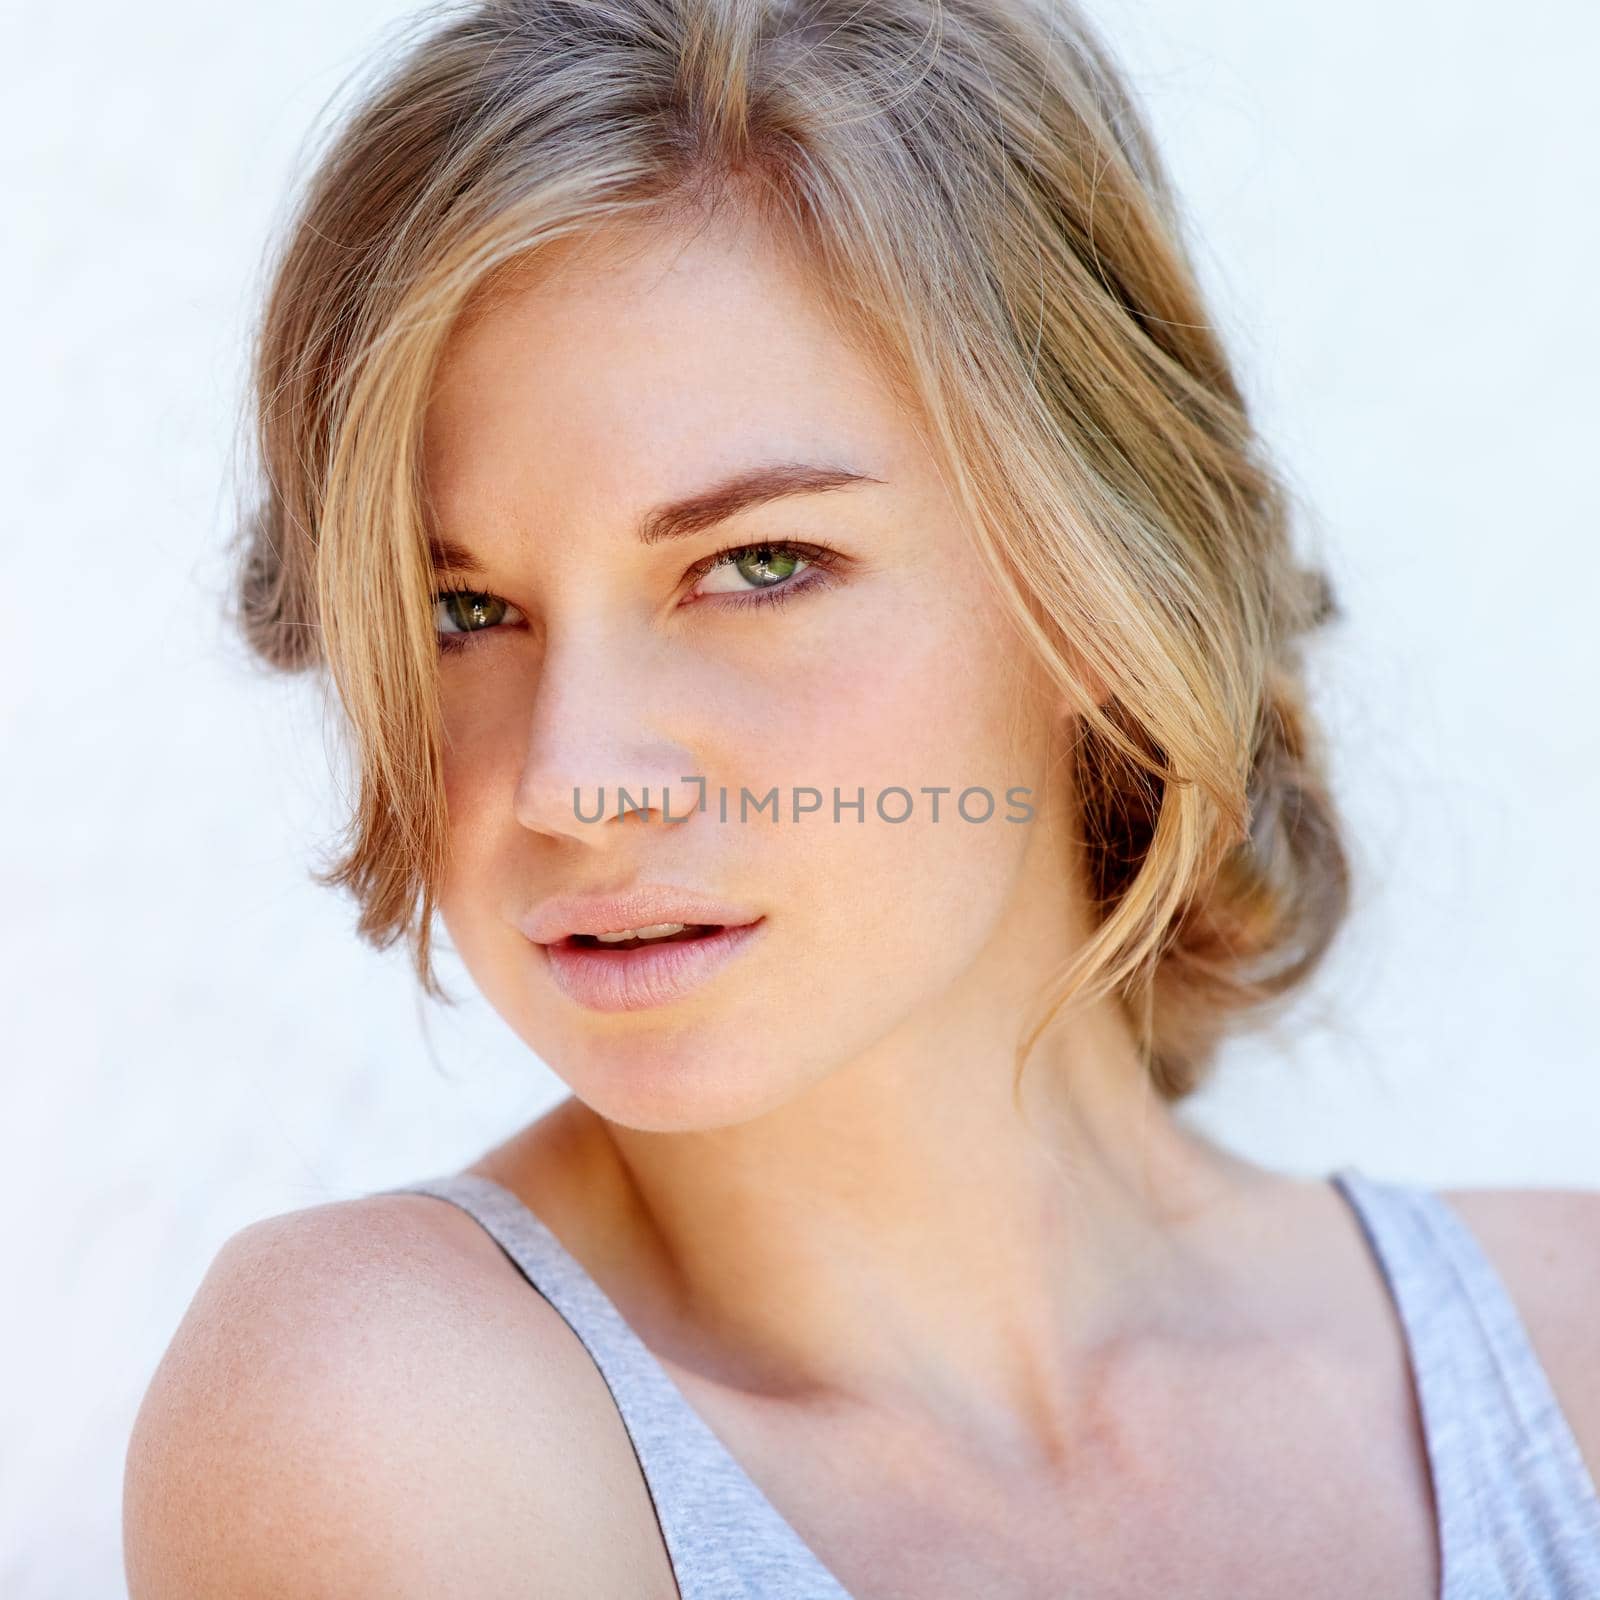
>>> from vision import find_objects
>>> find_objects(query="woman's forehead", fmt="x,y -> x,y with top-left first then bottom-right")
423,217 -> 915,525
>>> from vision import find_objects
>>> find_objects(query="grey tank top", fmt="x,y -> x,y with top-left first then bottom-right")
378,1165 -> 1600,1598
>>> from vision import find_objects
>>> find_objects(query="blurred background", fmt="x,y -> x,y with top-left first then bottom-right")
5,0 -> 1597,1591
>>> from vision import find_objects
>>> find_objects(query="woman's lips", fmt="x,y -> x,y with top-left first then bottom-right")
536,918 -> 765,1013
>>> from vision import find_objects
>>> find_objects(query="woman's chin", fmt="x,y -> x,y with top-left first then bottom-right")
567,1064 -> 797,1136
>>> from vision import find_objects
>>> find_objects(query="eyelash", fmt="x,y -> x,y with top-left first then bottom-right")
432,538 -> 842,655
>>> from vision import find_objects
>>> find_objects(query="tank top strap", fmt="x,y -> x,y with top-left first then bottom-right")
379,1172 -> 855,1600
1330,1165 -> 1600,1597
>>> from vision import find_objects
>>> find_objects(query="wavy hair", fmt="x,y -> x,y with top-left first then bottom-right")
228,0 -> 1351,1101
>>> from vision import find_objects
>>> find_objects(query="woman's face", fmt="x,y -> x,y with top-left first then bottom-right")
423,208 -> 1081,1131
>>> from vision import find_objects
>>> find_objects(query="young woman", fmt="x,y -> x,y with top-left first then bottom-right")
124,1 -> 1600,1595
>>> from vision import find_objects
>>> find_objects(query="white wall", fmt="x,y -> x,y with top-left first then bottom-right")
5,0 -> 1595,1591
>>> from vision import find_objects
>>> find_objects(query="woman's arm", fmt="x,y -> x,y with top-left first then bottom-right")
122,1199 -> 660,1598
1441,1186 -> 1600,1483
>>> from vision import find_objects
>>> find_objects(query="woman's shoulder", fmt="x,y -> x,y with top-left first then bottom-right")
1435,1182 -> 1600,1484
123,1188 -> 673,1598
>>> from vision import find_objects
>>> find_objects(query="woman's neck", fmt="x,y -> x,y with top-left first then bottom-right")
490,991 -> 1279,1462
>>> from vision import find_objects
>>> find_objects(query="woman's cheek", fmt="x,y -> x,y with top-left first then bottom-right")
753,600 -> 975,784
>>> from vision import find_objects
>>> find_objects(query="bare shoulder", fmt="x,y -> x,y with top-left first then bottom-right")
123,1191 -> 676,1599
1436,1183 -> 1600,1481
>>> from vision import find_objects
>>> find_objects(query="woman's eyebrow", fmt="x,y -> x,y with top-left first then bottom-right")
428,460 -> 884,575
634,461 -> 884,546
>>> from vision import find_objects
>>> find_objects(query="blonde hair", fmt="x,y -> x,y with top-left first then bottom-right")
230,0 -> 1350,1102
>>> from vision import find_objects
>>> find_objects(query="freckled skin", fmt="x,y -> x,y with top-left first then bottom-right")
423,208 -> 1080,1132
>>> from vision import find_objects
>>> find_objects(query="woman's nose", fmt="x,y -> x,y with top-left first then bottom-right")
510,635 -> 702,844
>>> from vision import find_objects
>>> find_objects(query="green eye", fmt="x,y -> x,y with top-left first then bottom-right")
433,538 -> 846,660
734,547 -> 800,586
434,587 -> 518,654
693,540 -> 839,606
438,591 -> 506,631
